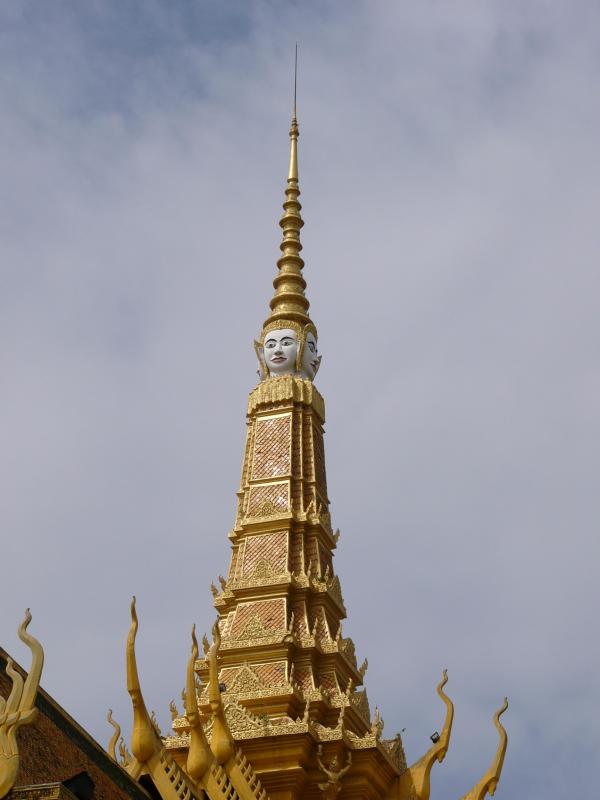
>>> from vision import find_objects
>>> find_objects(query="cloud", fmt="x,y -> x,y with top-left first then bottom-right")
1,3 -> 599,798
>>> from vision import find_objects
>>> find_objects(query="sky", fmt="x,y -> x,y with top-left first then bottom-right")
1,2 -> 599,798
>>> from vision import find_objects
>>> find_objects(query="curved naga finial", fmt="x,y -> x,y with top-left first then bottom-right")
106,709 -> 121,761
207,619 -> 233,765
126,597 -> 159,766
0,609 -> 44,800
461,698 -> 508,800
397,669 -> 455,800
185,624 -> 212,781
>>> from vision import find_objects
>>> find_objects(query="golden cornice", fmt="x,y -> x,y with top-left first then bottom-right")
241,509 -> 293,526
229,569 -> 293,592
228,684 -> 298,703
230,720 -> 310,742
189,673 -> 365,727
290,571 -> 310,589
349,689 -> 371,727
380,737 -> 408,773
165,709 -> 405,776
8,785 -> 78,800
247,376 -> 325,422
337,637 -> 358,669
308,574 -> 347,614
164,733 -> 190,750
231,510 -> 334,541
220,633 -> 288,652
172,699 -> 399,762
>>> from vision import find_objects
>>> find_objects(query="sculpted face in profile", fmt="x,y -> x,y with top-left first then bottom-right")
263,329 -> 298,376
301,331 -> 321,380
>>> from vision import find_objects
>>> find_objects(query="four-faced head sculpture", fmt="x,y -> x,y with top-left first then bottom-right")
256,323 -> 321,382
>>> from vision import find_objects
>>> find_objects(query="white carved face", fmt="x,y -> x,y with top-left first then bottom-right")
301,332 -> 320,380
263,328 -> 298,376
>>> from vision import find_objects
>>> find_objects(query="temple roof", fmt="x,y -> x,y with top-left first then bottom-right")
0,648 -> 150,800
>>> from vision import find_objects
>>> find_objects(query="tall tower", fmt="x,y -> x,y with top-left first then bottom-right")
165,111 -> 406,798
159,104 -> 507,800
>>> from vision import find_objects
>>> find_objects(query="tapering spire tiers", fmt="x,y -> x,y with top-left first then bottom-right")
262,109 -> 314,334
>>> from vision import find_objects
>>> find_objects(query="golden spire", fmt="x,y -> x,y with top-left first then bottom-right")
263,46 -> 313,333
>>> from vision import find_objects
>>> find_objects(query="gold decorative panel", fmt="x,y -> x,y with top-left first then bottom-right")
251,414 -> 292,480
247,482 -> 289,516
218,662 -> 287,693
230,598 -> 287,638
241,531 -> 288,576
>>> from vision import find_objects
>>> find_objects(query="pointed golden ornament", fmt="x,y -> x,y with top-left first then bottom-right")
461,698 -> 508,800
0,610 -> 44,800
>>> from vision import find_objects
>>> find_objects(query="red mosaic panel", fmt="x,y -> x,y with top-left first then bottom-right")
254,661 -> 286,686
293,666 -> 314,691
311,607 -> 331,643
318,671 -> 338,691
219,666 -> 240,686
290,533 -> 303,574
305,536 -> 319,574
247,483 -> 289,516
241,531 -> 288,576
313,425 -> 328,499
302,415 -> 314,480
217,662 -> 286,691
291,413 -> 303,510
230,598 -> 287,637
251,415 -> 292,480
324,607 -> 342,637
292,601 -> 309,637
